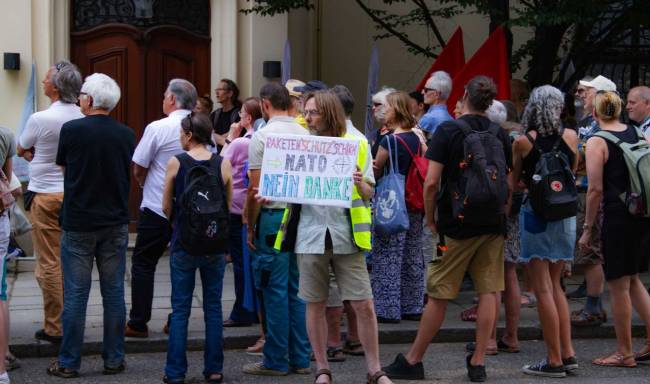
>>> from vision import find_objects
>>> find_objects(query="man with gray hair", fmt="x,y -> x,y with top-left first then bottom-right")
420,71 -> 453,136
48,73 -> 135,378
626,86 -> 650,137
17,60 -> 83,344
126,79 -> 197,338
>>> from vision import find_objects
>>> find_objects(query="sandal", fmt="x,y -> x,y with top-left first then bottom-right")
460,305 -> 478,322
592,352 -> 637,368
367,370 -> 392,384
47,360 -> 79,378
521,292 -> 537,308
497,339 -> 520,353
634,341 -> 650,361
343,340 -> 365,356
314,368 -> 332,384
326,346 -> 346,362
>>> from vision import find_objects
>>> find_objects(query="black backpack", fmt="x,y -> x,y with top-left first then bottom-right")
525,132 -> 577,221
176,153 -> 229,255
448,119 -> 509,225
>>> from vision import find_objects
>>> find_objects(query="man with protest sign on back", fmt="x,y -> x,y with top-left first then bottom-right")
242,83 -> 311,376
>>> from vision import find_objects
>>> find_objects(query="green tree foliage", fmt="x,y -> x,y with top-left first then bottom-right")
244,0 -> 647,89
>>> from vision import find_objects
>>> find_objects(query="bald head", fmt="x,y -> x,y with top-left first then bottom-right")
627,86 -> 650,124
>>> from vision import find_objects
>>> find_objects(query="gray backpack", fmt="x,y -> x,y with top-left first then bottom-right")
594,127 -> 650,217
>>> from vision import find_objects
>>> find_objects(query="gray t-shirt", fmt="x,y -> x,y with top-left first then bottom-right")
0,127 -> 16,166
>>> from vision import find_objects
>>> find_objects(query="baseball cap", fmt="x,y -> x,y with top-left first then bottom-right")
579,75 -> 617,92
294,80 -> 328,94
285,79 -> 306,97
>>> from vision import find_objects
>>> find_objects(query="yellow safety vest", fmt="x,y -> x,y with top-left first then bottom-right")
274,133 -> 372,251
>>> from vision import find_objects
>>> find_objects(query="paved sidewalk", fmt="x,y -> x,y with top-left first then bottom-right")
7,250 -> 650,359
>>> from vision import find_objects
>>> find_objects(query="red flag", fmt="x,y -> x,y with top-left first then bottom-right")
416,27 -> 465,91
447,26 -> 511,111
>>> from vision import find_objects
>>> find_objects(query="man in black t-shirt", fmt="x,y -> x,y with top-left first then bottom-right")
383,76 -> 512,383
49,73 -> 135,379
211,79 -> 241,151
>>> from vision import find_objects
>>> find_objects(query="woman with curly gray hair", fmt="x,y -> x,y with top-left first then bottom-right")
511,85 -> 579,378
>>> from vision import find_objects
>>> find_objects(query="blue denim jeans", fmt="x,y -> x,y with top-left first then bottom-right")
227,213 -> 257,324
58,224 -> 128,370
253,209 -> 310,372
165,249 -> 226,380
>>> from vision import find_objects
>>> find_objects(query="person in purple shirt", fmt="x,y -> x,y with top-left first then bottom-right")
419,71 -> 454,137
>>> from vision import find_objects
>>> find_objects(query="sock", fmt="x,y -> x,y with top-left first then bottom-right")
584,295 -> 601,314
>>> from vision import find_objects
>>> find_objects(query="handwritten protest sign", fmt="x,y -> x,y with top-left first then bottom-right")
259,133 -> 360,208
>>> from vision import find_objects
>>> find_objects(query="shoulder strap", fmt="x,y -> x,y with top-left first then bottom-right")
454,118 -> 473,136
394,134 -> 418,159
551,130 -> 565,152
384,134 -> 399,174
487,122 -> 501,137
593,130 -> 623,146
176,152 -> 194,170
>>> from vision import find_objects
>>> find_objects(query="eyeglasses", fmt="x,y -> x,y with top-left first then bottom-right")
575,87 -> 587,95
78,91 -> 88,100
304,109 -> 320,117
422,87 -> 436,93
215,88 -> 230,92
372,103 -> 382,108
55,62 -> 65,72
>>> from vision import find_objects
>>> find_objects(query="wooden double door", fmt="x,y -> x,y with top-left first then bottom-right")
71,24 -> 211,227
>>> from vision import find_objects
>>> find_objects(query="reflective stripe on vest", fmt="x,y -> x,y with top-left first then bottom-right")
274,133 -> 372,251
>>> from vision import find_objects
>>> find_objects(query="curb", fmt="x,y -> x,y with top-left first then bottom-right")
11,323 -> 646,359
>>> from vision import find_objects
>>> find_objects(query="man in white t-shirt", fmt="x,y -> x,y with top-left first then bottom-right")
17,60 -> 83,344
126,79 -> 197,338
242,83 -> 311,376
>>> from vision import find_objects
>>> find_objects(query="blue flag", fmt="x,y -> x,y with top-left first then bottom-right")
282,39 -> 291,85
14,62 -> 36,182
365,44 -> 379,139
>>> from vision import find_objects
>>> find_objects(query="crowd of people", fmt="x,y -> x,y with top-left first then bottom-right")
0,58 -> 647,383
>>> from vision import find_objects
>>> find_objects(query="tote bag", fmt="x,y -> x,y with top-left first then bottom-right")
373,135 -> 409,235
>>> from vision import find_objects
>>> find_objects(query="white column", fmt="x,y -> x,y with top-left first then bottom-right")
236,0 -> 288,99
211,0 -> 238,103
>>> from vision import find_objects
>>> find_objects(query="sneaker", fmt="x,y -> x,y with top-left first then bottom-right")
162,375 -> 185,384
102,361 -> 126,375
245,338 -> 265,356
34,329 -> 62,344
382,353 -> 424,380
466,354 -> 486,382
46,361 -> 79,379
124,324 -> 149,338
562,356 -> 579,372
242,362 -> 288,376
522,358 -> 566,378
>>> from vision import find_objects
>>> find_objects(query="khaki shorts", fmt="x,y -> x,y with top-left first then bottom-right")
298,251 -> 372,303
326,268 -> 343,308
427,234 -> 504,300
